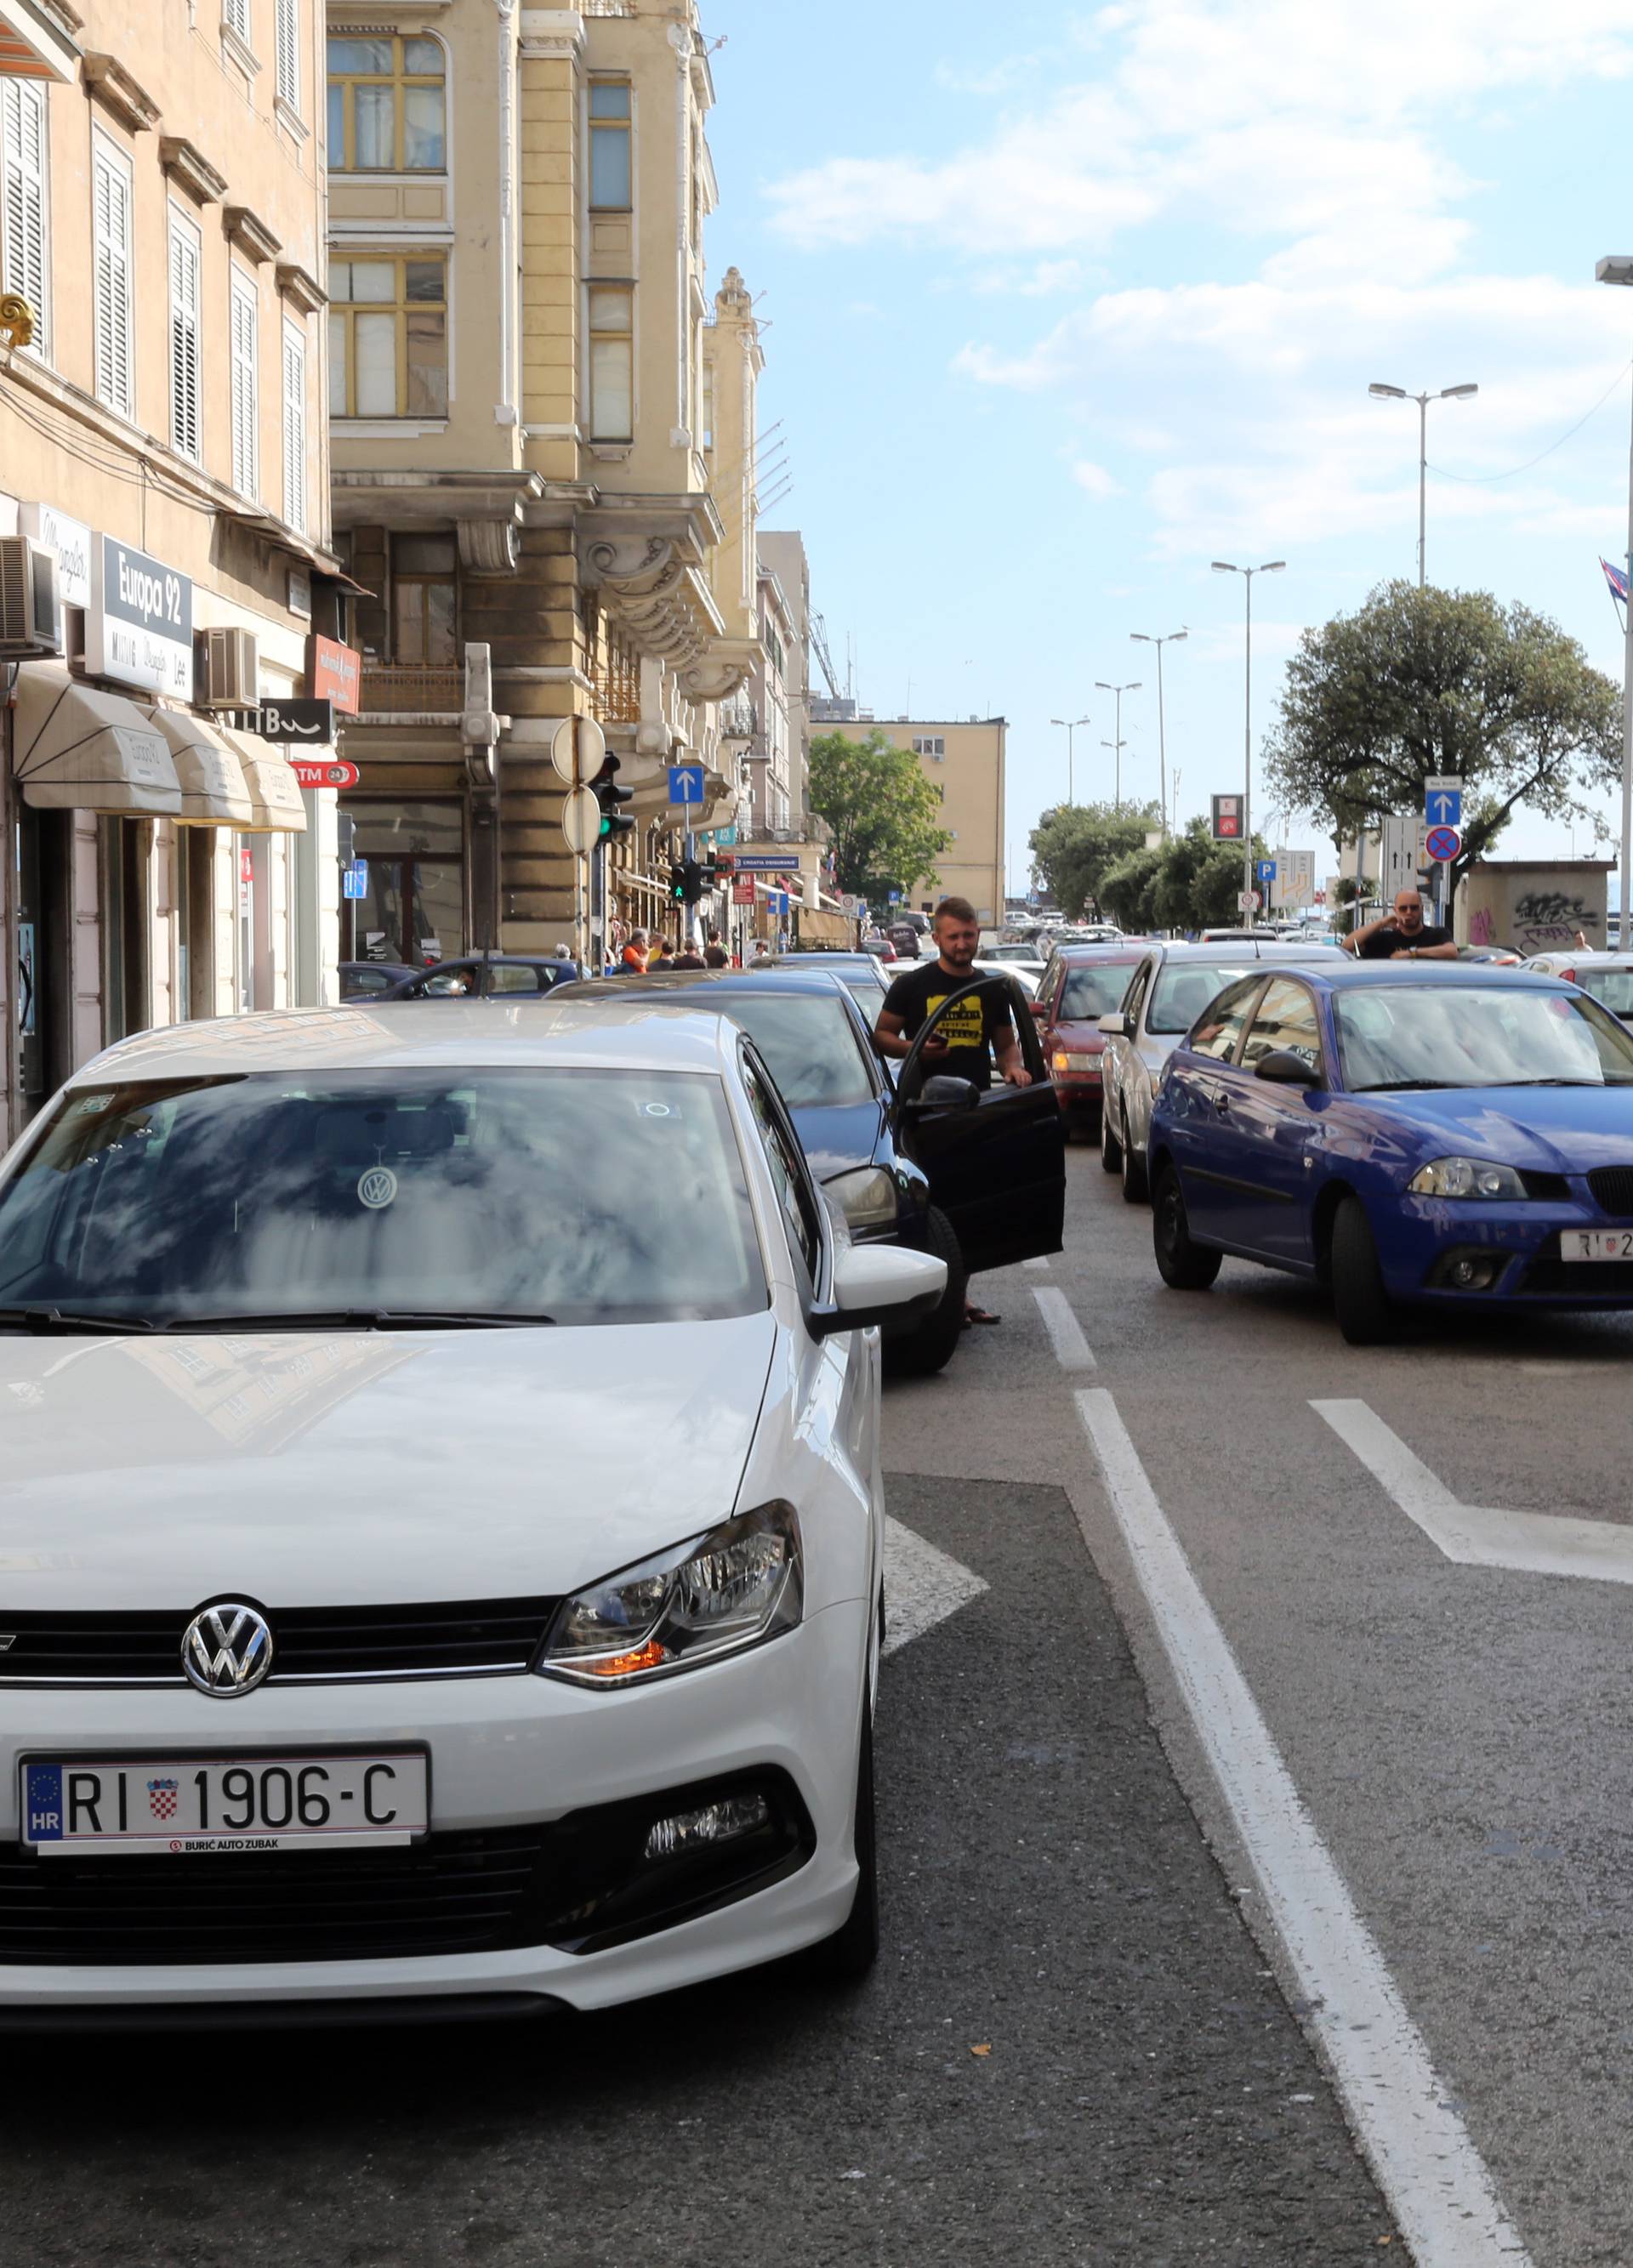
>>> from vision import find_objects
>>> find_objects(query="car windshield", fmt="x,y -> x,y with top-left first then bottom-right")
1061,965 -> 1135,1020
1334,985 -> 1633,1091
1576,968 -> 1633,1019
701,992 -> 876,1108
0,1069 -> 765,1327
1149,962 -> 1254,1034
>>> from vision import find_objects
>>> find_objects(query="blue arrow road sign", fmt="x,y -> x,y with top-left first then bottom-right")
668,764 -> 704,805
1255,860 -> 1277,883
1425,786 -> 1462,828
342,860 -> 368,901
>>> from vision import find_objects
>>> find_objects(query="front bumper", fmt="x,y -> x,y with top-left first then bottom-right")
0,1600 -> 868,2017
1379,1194 -> 1633,1307
1050,1068 -> 1102,1113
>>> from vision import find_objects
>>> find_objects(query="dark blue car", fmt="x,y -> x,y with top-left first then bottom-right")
1147,962 -> 1633,1343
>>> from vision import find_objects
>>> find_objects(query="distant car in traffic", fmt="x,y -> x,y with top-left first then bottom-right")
339,960 -> 419,1000
552,965 -> 1065,1374
1522,952 -> 1633,1022
1147,962 -> 1633,1343
859,934 -> 899,963
375,955 -> 582,999
1458,945 -> 1524,967
972,958 -> 1039,1000
1029,944 -> 1149,1137
0,997 -> 947,2017
748,951 -> 890,1007
1098,939 -> 1347,1201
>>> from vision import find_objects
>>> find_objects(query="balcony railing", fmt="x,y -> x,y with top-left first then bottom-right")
359,666 -> 464,715
589,650 -> 641,725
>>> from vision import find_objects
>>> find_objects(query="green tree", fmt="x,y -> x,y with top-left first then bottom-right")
1028,799 -> 1164,918
1149,817 -> 1272,930
1264,582 -> 1622,898
806,730 -> 953,901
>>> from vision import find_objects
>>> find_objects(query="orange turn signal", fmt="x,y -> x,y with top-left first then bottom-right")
578,1639 -> 669,1680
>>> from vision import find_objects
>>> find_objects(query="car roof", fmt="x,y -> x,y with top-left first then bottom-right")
1140,940 -> 1347,963
66,1000 -> 738,1084
1298,962 -> 1573,992
557,966 -> 853,998
1054,943 -> 1147,961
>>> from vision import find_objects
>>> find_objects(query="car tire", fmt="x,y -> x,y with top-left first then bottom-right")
1121,1135 -> 1148,1205
1152,1164 -> 1221,1290
882,1207 -> 966,1378
1330,1195 -> 1393,1346
806,1703 -> 879,1985
1101,1097 -> 1123,1173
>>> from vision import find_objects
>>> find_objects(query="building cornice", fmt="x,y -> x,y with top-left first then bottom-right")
82,51 -> 160,133
224,205 -> 282,264
276,261 -> 327,315
160,135 -> 229,205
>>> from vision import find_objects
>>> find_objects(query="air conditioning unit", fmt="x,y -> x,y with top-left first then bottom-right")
196,625 -> 259,708
0,537 -> 62,657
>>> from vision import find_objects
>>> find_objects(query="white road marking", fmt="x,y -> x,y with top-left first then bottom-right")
1023,1256 -> 1050,1272
1075,1388 -> 1531,2265
881,1516 -> 988,1657
1314,1398 -> 1633,1585
1033,1285 -> 1095,1371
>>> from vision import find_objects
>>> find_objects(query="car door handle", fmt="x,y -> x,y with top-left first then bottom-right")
1215,1093 -> 1231,1115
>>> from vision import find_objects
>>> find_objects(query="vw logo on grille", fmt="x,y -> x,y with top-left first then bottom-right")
181,1603 -> 273,1697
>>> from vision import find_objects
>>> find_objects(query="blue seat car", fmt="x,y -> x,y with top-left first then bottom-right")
1147,961 -> 1633,1343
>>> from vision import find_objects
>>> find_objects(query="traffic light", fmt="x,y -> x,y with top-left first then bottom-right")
593,753 -> 635,843
669,861 -> 691,904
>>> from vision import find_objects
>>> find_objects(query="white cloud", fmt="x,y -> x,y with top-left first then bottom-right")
1072,459 -> 1124,497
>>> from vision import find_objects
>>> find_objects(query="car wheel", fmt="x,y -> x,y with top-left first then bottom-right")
1101,1096 -> 1123,1173
1330,1195 -> 1393,1346
883,1207 -> 966,1378
1120,1135 -> 1149,1205
805,1705 -> 879,1984
1152,1165 -> 1220,1290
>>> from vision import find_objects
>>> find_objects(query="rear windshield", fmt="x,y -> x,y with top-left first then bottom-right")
1148,962 -> 1254,1034
1577,968 -> 1633,1018
697,992 -> 877,1108
1061,965 -> 1135,1020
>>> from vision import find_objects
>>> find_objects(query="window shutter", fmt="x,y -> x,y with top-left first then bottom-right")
223,0 -> 251,43
92,144 -> 132,418
282,324 -> 305,531
230,275 -> 259,500
2,79 -> 48,358
168,224 -> 202,462
274,0 -> 299,110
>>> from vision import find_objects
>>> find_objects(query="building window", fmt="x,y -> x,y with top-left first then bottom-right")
282,321 -> 306,532
913,736 -> 946,760
700,359 -> 714,452
230,269 -> 259,500
1,78 -> 48,361
327,35 -> 445,173
168,214 -> 202,463
588,284 -> 632,441
222,0 -> 251,43
589,81 -> 631,210
390,534 -> 456,665
274,0 -> 299,111
91,135 -> 133,419
328,255 -> 447,418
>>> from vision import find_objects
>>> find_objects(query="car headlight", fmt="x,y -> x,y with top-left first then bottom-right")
1408,1157 -> 1529,1200
1051,1051 -> 1100,1073
538,1503 -> 803,1688
826,1165 -> 898,1230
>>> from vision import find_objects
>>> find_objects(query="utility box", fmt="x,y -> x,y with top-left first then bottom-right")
1459,860 -> 1613,956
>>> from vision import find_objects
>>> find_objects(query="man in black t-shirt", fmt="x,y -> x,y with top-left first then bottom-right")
874,897 -> 1031,1091
1344,889 -> 1459,962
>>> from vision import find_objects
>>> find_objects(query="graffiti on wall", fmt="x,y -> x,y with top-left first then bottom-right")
1509,890 -> 1602,956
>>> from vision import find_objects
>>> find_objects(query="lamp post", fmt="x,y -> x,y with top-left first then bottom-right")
1367,380 -> 1478,588
1094,680 -> 1141,810
1050,714 -> 1090,804
1129,630 -> 1186,839
1210,560 -> 1285,916
1597,259 -> 1633,946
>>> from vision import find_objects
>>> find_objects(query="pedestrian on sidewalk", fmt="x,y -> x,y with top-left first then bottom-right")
618,929 -> 649,975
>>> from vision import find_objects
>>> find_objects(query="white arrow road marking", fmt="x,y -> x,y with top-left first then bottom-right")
1313,1398 -> 1633,1585
882,1516 -> 988,1657
1033,1285 -> 1095,1371
1076,1388 -> 1531,2265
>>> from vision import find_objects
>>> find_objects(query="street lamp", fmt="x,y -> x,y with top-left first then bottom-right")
1050,714 -> 1090,804
1597,257 -> 1633,946
1367,380 -> 1478,588
1129,630 -> 1186,839
1211,560 -> 1285,918
1094,680 -> 1141,810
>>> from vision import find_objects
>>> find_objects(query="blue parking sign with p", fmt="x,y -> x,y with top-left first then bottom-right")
1256,860 -> 1276,883
24,1764 -> 62,1841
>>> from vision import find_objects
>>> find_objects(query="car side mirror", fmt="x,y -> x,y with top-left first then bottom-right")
912,1073 -> 980,1111
1255,1049 -> 1322,1087
1096,1011 -> 1129,1037
1029,998 -> 1048,1020
809,1242 -> 948,1339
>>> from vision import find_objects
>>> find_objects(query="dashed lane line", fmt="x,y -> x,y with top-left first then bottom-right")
1075,1387 -> 1532,2267
1033,1285 -> 1095,1371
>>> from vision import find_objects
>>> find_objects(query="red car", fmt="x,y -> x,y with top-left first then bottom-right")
1031,945 -> 1148,1137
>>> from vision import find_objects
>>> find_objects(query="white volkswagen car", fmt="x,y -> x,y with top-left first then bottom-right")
0,1001 -> 943,2025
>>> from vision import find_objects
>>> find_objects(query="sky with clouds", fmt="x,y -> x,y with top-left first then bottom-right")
703,0 -> 1633,893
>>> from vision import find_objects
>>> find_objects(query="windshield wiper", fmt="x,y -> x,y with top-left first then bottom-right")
0,1305 -> 160,1335
162,1309 -> 558,1332
1351,1079 -> 1454,1093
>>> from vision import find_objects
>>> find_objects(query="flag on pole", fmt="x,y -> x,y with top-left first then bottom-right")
1600,556 -> 1630,605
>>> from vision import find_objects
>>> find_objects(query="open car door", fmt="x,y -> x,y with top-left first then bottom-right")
892,977 -> 1065,1272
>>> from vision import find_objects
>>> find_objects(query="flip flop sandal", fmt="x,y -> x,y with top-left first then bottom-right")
965,1306 -> 1002,1327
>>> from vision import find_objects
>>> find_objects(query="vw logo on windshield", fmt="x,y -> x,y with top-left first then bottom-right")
181,1603 -> 274,1697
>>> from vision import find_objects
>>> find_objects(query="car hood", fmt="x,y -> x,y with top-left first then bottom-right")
1051,1020 -> 1105,1054
1368,1085 -> 1633,1171
794,1096 -> 887,1183
0,1316 -> 777,1609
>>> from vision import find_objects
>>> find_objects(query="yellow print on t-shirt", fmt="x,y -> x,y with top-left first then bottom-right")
923,992 -> 987,1054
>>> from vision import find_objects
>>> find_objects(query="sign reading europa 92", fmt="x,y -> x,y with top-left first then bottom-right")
86,536 -> 193,701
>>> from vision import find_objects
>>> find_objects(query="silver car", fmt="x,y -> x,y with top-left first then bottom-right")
1098,940 -> 1346,1202
1522,950 -> 1633,1023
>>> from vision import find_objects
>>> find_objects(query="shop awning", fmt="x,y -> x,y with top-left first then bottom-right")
139,707 -> 253,827
219,725 -> 308,833
11,663 -> 181,816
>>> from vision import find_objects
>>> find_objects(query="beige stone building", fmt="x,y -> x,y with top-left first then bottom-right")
813,711 -> 1007,928
327,0 -> 763,966
0,0 -> 345,1134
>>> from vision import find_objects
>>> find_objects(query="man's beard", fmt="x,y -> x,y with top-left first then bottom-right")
941,944 -> 975,966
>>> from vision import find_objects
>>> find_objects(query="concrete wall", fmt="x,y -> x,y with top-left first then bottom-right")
1460,861 -> 1613,956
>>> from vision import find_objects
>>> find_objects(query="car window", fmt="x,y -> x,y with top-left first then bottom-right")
1149,960 -> 1255,1035
1061,964 -> 1135,1020
346,969 -> 396,996
415,967 -> 476,997
486,964 -> 544,994
704,992 -> 877,1108
1185,975 -> 1264,1062
741,1059 -> 821,1280
1334,985 -> 1633,1091
1241,978 -> 1325,1077
1123,960 -> 1153,1032
1577,968 -> 1633,1018
0,1069 -> 766,1326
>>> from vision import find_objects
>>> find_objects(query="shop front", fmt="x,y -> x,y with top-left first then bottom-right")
344,799 -> 467,968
